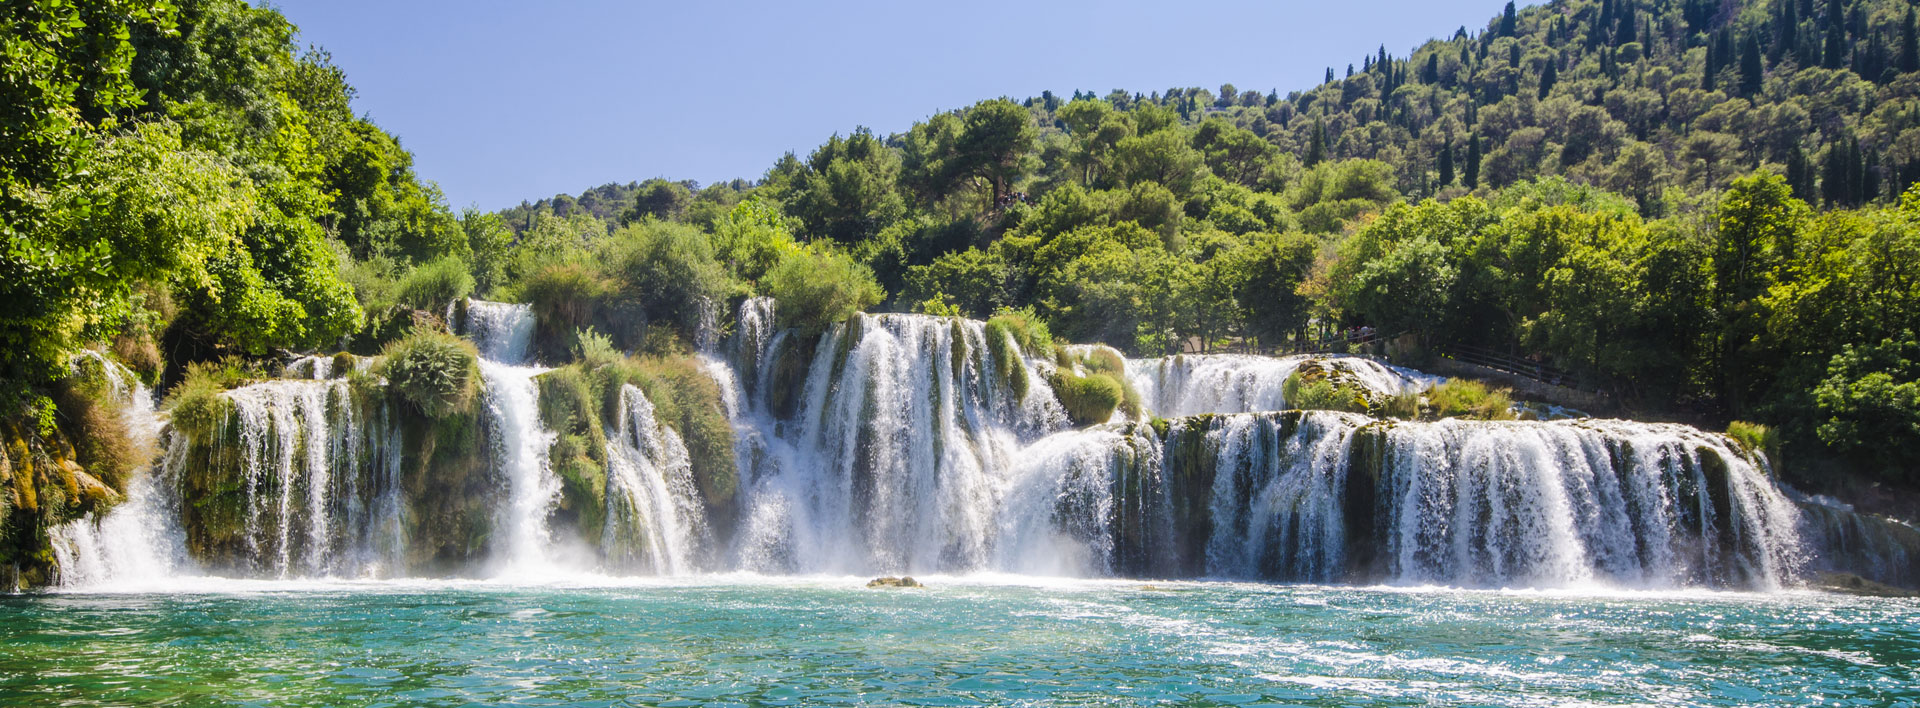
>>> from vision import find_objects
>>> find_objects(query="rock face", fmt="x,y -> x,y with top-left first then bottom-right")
867,576 -> 923,588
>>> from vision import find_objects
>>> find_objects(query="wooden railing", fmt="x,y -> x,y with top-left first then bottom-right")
1435,343 -> 1597,393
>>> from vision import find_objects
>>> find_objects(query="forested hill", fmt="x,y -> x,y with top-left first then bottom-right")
500,0 -> 1920,492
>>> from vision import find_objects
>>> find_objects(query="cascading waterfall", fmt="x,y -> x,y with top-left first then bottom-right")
466,300 -> 562,575
48,353 -> 181,586
43,294 -> 1909,591
1128,353 -> 1440,418
603,384 -> 706,573
725,307 -> 1069,574
1153,412 -> 1808,589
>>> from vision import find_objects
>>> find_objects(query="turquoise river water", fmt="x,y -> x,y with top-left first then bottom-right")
3,577 -> 1916,706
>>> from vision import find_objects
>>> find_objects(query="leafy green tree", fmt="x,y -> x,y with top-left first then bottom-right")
782,128 -> 906,244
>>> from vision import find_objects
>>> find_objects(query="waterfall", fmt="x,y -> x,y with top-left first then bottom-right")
1156,412 -> 1809,589
466,300 -> 562,575
466,299 -> 537,365
726,309 -> 1068,574
1128,354 -> 1440,417
49,352 -> 183,586
602,385 -> 706,573
42,294 -> 1906,591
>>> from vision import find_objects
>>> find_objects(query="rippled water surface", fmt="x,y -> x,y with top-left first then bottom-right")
3,577 -> 1916,706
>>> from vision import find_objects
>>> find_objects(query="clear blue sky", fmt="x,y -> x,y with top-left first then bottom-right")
268,0 -> 1530,212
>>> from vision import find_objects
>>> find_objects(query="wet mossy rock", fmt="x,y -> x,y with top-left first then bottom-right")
1,408 -> 132,588
867,575 -> 923,588
537,366 -> 611,543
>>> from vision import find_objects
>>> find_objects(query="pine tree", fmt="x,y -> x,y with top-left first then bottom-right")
1439,140 -> 1456,186
1465,132 -> 1482,189
1539,59 -> 1558,99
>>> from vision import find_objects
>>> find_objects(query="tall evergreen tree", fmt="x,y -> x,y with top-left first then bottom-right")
1501,1 -> 1517,37
1618,4 -> 1637,47
1306,118 -> 1327,167
1786,146 -> 1813,200
1539,59 -> 1558,99
1739,36 -> 1765,97
1465,132 -> 1482,189
1438,140 -> 1456,186
1902,7 -> 1920,73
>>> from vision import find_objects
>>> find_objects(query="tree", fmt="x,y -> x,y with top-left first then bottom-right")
622,179 -> 694,224
1465,132 -> 1483,189
783,128 -> 906,244
1438,141 -> 1456,186
1538,58 -> 1558,99
1739,36 -> 1765,97
1500,1 -> 1517,37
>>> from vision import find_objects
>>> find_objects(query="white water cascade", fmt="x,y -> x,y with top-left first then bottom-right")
48,353 -> 182,586
724,306 -> 1070,574
1128,353 -> 1441,418
1165,412 -> 1809,589
466,300 -> 562,576
41,295 -> 1902,592
603,384 -> 707,573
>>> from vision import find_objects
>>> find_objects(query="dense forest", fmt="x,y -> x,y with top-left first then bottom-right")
5,0 -> 1919,576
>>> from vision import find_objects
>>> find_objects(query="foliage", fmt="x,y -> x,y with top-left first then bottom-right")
378,330 -> 480,418
394,257 -> 476,311
1050,370 -> 1126,426
1426,380 -> 1518,420
1282,372 -> 1373,414
765,243 -> 884,335
1813,333 -> 1920,478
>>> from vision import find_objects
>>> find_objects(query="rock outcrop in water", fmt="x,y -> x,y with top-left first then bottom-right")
35,296 -> 1920,592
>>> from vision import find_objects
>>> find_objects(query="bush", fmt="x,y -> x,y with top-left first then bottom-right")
163,358 -> 264,443
378,330 -> 480,418
1051,370 -> 1125,426
766,244 -> 883,335
1726,421 -> 1781,467
604,220 -> 735,340
1282,374 -> 1371,414
517,263 -> 612,361
986,307 -> 1055,359
394,256 -> 476,311
1427,379 -> 1517,420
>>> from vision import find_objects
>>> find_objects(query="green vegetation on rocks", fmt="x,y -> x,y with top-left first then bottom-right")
378,331 -> 480,418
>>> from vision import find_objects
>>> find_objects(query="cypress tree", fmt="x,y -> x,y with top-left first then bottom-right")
1501,1 -> 1517,38
1863,148 -> 1882,202
1539,59 -> 1558,99
1425,53 -> 1440,83
1326,67 -> 1335,84
1618,4 -> 1637,48
1739,36 -> 1764,97
1779,0 -> 1799,62
1439,140 -> 1456,186
1704,39 -> 1719,91
1786,146 -> 1813,200
1902,7 -> 1919,73
1306,118 -> 1327,167
1465,132 -> 1483,189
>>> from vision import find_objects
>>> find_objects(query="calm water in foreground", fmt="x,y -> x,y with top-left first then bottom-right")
2,576 -> 1915,706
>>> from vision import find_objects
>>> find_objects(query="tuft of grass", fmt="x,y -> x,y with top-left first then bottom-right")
1726,420 -> 1781,467
1051,370 -> 1126,426
1282,373 -> 1372,414
377,330 -> 481,418
1426,379 -> 1517,420
986,307 -> 1055,359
